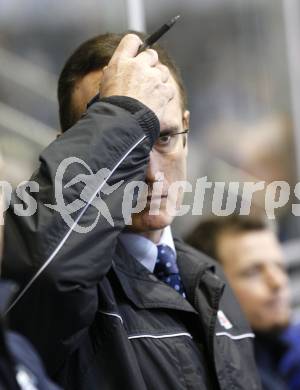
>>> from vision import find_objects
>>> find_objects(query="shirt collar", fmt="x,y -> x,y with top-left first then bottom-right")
119,226 -> 176,273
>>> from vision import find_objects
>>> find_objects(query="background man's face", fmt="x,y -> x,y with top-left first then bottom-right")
72,69 -> 189,239
216,230 -> 291,332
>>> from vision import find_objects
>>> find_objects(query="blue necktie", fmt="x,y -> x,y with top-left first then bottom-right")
154,244 -> 186,298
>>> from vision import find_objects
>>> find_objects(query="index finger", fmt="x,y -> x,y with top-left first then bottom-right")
109,34 -> 143,65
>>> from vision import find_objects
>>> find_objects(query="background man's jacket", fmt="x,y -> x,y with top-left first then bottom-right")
0,281 -> 60,390
2,96 -> 261,389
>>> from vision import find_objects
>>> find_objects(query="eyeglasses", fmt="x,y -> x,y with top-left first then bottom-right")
153,129 -> 189,155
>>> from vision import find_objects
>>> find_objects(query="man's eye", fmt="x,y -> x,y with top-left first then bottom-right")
158,135 -> 172,145
241,267 -> 261,278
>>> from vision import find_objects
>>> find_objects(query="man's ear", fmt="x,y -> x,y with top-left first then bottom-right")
183,110 -> 190,130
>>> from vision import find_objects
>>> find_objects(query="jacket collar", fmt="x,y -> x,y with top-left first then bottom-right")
113,238 -> 225,315
113,240 -> 197,314
175,239 -> 214,300
175,238 -> 226,348
174,238 -> 225,303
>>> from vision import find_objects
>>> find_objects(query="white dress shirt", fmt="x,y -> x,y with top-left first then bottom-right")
119,226 -> 176,273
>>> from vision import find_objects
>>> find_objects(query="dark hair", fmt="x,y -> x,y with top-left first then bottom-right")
186,214 -> 270,262
58,32 -> 188,132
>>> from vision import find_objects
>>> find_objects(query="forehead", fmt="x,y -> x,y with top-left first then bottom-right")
159,74 -> 184,131
218,230 -> 284,269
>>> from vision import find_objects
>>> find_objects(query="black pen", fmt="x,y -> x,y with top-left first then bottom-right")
137,15 -> 180,54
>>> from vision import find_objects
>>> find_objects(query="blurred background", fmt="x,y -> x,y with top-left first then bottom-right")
1,0 -> 300,316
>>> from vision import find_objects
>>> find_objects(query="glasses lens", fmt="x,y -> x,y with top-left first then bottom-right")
154,131 -> 187,154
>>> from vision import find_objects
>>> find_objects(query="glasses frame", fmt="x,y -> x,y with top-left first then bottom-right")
157,129 -> 189,140
153,129 -> 189,155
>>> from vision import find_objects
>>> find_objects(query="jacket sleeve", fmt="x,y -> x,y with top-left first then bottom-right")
1,96 -> 159,374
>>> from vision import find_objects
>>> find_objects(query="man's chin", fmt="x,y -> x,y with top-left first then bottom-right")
253,315 -> 291,334
127,211 -> 174,234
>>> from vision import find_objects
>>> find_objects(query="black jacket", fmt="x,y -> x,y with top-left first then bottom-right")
254,332 -> 288,390
2,96 -> 261,389
0,281 -> 60,390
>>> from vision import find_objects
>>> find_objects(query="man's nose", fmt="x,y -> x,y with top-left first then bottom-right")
145,151 -> 163,184
266,266 -> 288,291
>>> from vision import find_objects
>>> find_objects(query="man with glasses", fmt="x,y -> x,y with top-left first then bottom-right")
2,33 -> 261,389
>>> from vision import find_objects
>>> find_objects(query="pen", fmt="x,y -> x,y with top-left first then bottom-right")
137,15 -> 181,54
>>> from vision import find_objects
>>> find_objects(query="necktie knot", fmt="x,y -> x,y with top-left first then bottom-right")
154,244 -> 186,298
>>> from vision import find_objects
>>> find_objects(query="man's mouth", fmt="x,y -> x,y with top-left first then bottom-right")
265,294 -> 289,310
146,194 -> 168,208
146,194 -> 168,202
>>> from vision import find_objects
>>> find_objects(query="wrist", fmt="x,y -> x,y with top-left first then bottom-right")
99,96 -> 160,144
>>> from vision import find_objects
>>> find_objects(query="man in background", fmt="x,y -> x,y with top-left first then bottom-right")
0,162 -> 60,389
187,214 -> 300,390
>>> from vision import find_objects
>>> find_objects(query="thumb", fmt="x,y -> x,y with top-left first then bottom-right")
109,34 -> 143,65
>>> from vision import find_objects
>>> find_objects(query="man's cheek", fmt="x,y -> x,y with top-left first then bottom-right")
175,187 -> 185,209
